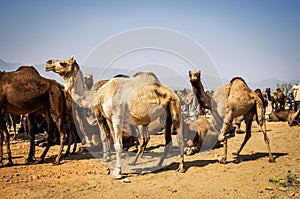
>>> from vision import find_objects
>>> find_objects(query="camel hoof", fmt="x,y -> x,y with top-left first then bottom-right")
269,158 -> 276,163
234,157 -> 241,164
7,161 -> 14,166
37,160 -> 44,164
232,152 -> 239,157
219,158 -> 227,164
25,158 -> 36,164
128,161 -> 136,166
176,166 -> 186,173
52,161 -> 61,166
112,169 -> 123,179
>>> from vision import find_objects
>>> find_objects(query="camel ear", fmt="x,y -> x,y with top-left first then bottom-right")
188,70 -> 191,74
69,55 -> 76,63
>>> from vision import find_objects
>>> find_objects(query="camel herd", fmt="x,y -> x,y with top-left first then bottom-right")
1,56 -> 299,179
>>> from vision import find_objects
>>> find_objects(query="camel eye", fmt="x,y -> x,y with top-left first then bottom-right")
60,62 -> 67,67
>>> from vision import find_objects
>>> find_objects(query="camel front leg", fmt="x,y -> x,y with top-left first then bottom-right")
219,139 -> 228,164
259,122 -> 275,163
3,127 -> 12,165
219,110 -> 234,142
112,121 -> 123,179
26,115 -> 36,163
108,116 -> 124,179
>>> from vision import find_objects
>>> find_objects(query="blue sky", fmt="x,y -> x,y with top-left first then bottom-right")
1,0 -> 300,83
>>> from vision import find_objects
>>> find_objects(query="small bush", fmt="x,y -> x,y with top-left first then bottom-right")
269,170 -> 299,186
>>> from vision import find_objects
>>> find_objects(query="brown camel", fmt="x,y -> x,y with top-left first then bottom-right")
45,56 -> 185,179
232,88 -> 269,135
184,115 -> 222,156
266,88 -> 285,112
0,66 -> 67,167
188,70 -> 274,164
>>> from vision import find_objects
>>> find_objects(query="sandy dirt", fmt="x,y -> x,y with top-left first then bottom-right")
1,121 -> 300,199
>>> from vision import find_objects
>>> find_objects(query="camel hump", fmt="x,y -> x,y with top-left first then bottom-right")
113,74 -> 130,78
230,77 -> 246,84
132,71 -> 160,84
16,66 -> 40,74
9,66 -> 51,96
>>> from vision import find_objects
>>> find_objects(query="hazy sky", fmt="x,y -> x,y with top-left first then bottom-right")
1,0 -> 299,83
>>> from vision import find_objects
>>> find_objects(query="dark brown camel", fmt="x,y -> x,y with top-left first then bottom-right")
0,66 -> 67,166
266,88 -> 285,112
188,70 -> 274,164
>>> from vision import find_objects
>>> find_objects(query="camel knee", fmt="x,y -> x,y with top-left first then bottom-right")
114,143 -> 123,153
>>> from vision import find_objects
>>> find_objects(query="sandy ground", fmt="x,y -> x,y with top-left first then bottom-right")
1,121 -> 300,199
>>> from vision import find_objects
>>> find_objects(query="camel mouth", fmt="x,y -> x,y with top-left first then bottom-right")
45,64 -> 55,72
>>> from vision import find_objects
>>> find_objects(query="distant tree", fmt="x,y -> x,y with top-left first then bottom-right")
276,83 -> 293,94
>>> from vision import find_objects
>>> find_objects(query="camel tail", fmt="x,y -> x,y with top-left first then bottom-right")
169,97 -> 184,152
255,97 -> 266,132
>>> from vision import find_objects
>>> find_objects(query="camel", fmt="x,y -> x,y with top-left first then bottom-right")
266,88 -> 285,112
188,70 -> 274,164
0,66 -> 67,167
45,56 -> 185,179
84,73 -> 94,90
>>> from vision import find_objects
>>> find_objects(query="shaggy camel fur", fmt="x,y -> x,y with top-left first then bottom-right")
0,66 -> 67,166
188,70 -> 274,164
45,56 -> 185,179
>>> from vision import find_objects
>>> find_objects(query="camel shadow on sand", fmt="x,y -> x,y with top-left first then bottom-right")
230,152 -> 288,163
132,151 -> 288,175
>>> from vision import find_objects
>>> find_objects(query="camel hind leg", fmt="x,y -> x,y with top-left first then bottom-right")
157,107 -> 173,168
232,111 -> 254,163
130,125 -> 150,165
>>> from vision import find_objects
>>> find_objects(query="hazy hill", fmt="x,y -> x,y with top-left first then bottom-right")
0,58 -> 298,92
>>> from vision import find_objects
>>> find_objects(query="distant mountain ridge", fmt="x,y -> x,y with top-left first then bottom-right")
0,58 -> 298,91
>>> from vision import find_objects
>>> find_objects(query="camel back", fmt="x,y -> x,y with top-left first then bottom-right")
228,77 -> 265,124
1,66 -> 51,100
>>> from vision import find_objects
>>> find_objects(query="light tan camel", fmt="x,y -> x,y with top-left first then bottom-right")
188,70 -> 274,164
45,56 -> 185,179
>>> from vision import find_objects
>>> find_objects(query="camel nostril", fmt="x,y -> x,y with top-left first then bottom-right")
47,60 -> 53,64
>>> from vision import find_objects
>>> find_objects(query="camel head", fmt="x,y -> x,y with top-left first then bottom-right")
189,70 -> 201,83
45,55 -> 78,78
84,73 -> 94,90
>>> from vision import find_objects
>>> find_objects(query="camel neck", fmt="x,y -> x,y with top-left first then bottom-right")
191,80 -> 211,110
63,63 -> 86,95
